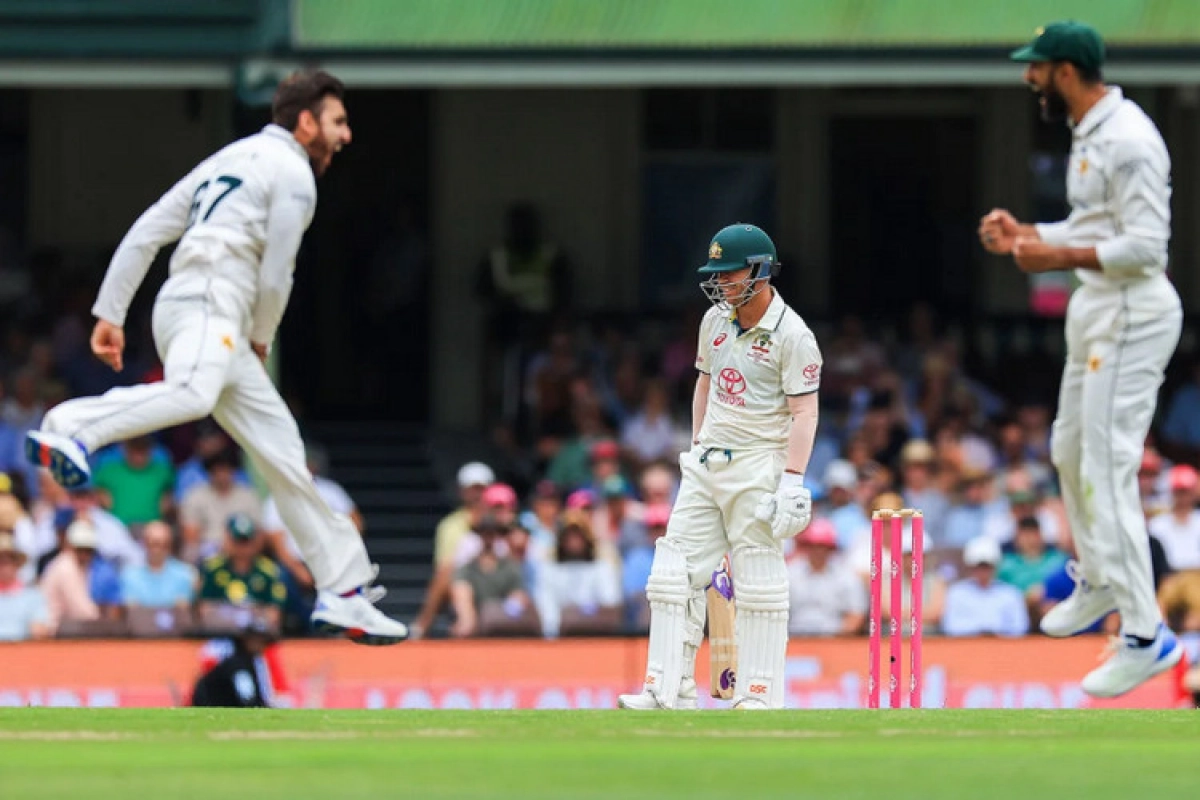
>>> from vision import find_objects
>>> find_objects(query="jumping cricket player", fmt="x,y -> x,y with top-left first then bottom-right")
25,71 -> 408,645
980,21 -> 1183,696
619,224 -> 821,710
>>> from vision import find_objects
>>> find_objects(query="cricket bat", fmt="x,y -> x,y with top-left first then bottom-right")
707,555 -> 737,699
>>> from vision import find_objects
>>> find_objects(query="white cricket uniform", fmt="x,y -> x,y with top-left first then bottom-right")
668,290 -> 823,581
41,124 -> 373,595
1036,87 -> 1181,639
638,290 -> 820,708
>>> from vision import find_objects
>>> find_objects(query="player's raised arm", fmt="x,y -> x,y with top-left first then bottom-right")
91,167 -> 204,327
249,165 -> 315,351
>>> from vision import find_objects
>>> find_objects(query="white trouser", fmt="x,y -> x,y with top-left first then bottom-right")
667,445 -> 785,584
640,445 -> 788,705
1051,275 -> 1182,639
42,290 -> 374,595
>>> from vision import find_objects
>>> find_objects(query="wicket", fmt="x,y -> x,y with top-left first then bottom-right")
867,508 -> 924,709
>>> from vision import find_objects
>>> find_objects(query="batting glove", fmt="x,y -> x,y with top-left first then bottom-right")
754,472 -> 812,541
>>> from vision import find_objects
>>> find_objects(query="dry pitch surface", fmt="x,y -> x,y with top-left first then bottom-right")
0,709 -> 1197,799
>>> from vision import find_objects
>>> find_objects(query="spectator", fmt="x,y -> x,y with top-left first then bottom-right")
180,448 -> 263,563
787,519 -> 867,636
507,522 -> 544,601
0,414 -> 22,477
198,514 -> 287,630
593,474 -> 645,558
941,537 -> 1029,637
58,486 -> 143,569
476,202 -> 572,348
453,482 -> 521,566
620,379 -> 683,469
173,423 -> 248,504
623,502 -> 669,631
410,461 -> 493,639
40,519 -> 121,626
638,462 -> 677,506
545,412 -> 615,492
450,514 -> 531,638
983,468 -> 1064,547
998,516 -> 1067,593
1159,568 -> 1200,633
0,474 -> 40,583
0,532 -> 52,641
898,439 -> 950,545
519,479 -> 561,563
942,469 -> 1000,548
1160,358 -> 1200,466
1139,446 -> 1171,520
92,435 -> 176,532
120,521 -> 196,609
823,459 -> 868,548
536,510 -> 622,638
1,367 -> 44,433
1148,464 -> 1200,571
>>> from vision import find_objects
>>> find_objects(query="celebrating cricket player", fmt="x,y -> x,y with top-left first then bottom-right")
25,71 -> 408,645
619,224 -> 821,710
980,21 -> 1183,696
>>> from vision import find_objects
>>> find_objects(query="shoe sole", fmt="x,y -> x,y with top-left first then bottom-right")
1040,608 -> 1117,638
1083,643 -> 1185,699
25,436 -> 89,489
311,618 -> 408,646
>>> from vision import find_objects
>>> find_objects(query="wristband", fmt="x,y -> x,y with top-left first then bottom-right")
779,471 -> 805,490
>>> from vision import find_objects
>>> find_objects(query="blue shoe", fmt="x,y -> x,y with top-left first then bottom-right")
25,431 -> 91,489
1081,624 -> 1183,698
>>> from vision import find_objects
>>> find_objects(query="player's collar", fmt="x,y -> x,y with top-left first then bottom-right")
262,124 -> 310,162
1071,86 -> 1123,140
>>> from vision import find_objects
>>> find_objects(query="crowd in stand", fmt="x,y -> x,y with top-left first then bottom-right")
0,305 -> 357,641
414,305 -> 1200,645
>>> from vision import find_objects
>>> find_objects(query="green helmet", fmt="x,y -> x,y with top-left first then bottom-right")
698,223 -> 779,308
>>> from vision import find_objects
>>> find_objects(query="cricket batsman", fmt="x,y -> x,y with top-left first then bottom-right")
25,71 -> 408,645
619,223 -> 821,710
980,21 -> 1183,695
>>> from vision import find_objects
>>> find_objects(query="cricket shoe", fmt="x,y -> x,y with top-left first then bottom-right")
1081,624 -> 1183,699
1039,560 -> 1116,637
731,697 -> 770,711
311,589 -> 409,645
25,430 -> 91,489
617,678 -> 698,710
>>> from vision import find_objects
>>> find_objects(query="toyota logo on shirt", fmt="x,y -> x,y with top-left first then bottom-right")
716,368 -> 747,407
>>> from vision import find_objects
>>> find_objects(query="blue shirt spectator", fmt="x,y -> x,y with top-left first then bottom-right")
941,538 -> 1029,637
121,521 -> 196,608
89,554 -> 123,607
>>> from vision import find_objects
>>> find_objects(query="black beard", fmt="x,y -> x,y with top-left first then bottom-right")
1040,89 -> 1069,123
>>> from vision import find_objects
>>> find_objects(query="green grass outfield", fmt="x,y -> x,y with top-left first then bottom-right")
0,709 -> 1198,799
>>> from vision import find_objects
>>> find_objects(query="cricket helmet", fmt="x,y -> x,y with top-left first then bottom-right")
698,223 -> 779,309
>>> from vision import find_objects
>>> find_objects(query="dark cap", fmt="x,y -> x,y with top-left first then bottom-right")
227,513 -> 257,541
1010,21 -> 1105,72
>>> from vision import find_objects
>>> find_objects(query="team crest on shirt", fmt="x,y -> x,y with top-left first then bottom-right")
749,332 -> 773,364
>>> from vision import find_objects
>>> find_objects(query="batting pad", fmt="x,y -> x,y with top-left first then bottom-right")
731,545 -> 790,708
645,538 -> 700,708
